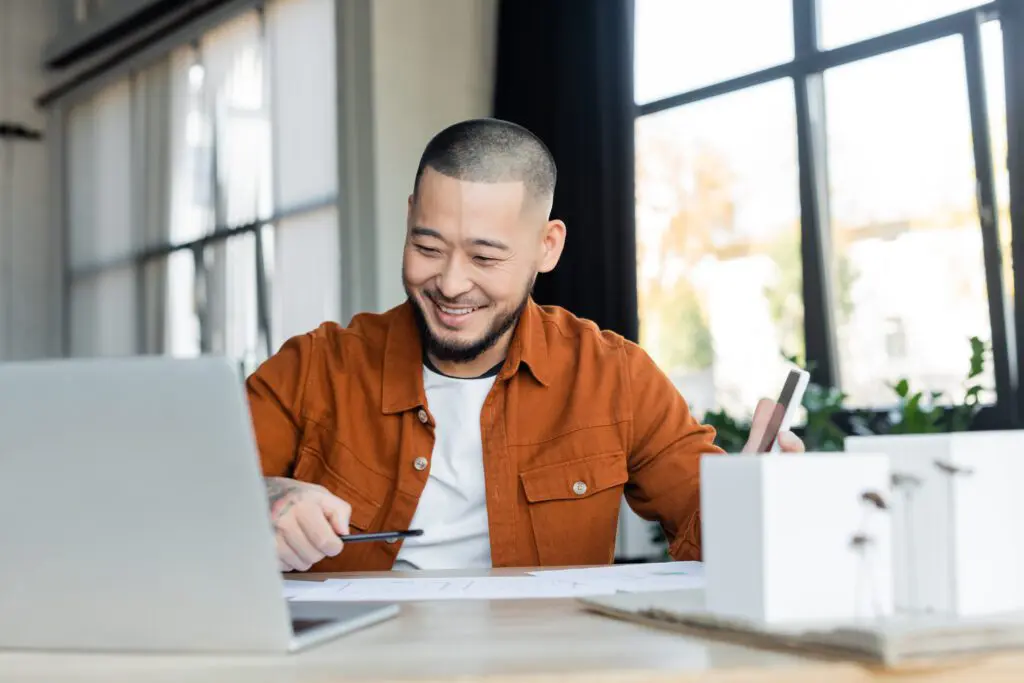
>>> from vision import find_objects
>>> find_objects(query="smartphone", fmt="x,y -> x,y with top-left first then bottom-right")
756,368 -> 810,453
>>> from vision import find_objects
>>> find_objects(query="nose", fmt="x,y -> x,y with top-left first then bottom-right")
436,254 -> 474,301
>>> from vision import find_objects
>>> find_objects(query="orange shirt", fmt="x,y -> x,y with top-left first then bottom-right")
246,298 -> 724,571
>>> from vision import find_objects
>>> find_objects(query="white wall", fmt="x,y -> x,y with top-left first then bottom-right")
369,0 -> 498,311
0,0 -> 60,360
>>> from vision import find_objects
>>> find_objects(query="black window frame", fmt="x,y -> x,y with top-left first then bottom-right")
635,0 -> 1023,429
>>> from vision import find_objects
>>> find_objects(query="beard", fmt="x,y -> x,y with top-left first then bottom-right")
406,283 -> 533,364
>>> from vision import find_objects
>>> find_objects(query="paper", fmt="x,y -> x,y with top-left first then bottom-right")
282,579 -> 327,599
530,561 -> 704,583
282,562 -> 705,603
288,576 -> 618,602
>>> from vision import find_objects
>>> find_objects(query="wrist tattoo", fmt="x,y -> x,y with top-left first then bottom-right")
265,477 -> 301,520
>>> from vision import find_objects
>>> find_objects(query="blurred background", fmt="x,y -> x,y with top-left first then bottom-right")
1,0 -> 1022,560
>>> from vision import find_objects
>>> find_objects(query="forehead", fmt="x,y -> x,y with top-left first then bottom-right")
412,168 -> 528,239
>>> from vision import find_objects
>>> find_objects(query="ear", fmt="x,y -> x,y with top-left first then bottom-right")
537,219 -> 566,274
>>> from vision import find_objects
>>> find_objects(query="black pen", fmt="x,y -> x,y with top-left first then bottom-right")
339,529 -> 424,543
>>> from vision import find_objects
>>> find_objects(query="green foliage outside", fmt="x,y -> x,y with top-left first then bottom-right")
650,336 -> 993,556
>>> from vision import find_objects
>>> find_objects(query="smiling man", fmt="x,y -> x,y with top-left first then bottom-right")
247,118 -> 804,573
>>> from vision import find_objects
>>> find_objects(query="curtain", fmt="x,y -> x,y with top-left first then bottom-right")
67,80 -> 137,357
492,0 -> 639,342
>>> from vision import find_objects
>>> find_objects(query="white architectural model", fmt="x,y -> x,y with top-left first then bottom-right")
846,431 -> 1024,617
700,453 -> 894,624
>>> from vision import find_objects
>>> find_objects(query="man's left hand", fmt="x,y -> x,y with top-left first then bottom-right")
740,398 -> 806,454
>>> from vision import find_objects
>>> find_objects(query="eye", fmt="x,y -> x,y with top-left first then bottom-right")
473,256 -> 496,265
415,244 -> 441,256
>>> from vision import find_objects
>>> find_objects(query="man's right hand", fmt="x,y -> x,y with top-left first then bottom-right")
265,476 -> 352,571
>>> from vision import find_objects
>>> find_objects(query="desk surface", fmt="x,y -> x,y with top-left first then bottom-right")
4,567 -> 1024,683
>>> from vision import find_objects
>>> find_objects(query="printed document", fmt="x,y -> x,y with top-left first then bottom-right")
283,562 -> 705,602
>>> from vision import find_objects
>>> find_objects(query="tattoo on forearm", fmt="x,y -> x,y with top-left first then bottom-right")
265,477 -> 301,521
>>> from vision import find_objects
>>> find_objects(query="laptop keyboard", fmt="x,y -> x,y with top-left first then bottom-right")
291,618 -> 335,636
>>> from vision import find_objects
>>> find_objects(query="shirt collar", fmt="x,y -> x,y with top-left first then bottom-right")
381,298 -> 551,415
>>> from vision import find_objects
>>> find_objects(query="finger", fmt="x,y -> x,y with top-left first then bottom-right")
296,505 -> 344,557
777,430 -> 806,453
318,494 -> 352,536
276,533 -> 307,571
742,398 -> 779,453
278,514 -> 324,568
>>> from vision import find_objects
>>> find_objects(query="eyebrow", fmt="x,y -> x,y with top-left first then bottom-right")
411,226 -> 510,251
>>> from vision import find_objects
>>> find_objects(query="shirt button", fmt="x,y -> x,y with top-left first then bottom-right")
413,456 -> 429,471
573,481 -> 588,496
417,409 -> 428,424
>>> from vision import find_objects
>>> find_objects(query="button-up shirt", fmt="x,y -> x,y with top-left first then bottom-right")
246,298 -> 724,571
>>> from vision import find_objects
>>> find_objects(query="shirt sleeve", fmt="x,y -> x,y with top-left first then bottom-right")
623,340 -> 725,561
244,332 -> 315,477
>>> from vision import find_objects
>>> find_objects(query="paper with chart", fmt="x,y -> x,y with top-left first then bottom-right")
284,562 -> 705,602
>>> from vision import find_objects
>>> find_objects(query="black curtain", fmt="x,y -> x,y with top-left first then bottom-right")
493,0 -> 639,343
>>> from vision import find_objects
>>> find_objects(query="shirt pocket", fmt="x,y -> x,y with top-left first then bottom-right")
519,451 -> 628,566
292,445 -> 382,533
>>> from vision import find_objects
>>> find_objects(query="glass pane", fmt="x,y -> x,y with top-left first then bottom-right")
635,79 -> 802,420
168,11 -> 271,244
203,233 -> 261,372
69,267 -> 137,357
634,0 -> 793,105
265,207 -> 341,351
206,11 -> 273,227
820,0 -> 989,49
164,250 -> 202,357
168,46 -> 215,245
824,37 -> 995,407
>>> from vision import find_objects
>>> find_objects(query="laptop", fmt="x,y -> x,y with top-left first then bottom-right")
0,355 -> 399,654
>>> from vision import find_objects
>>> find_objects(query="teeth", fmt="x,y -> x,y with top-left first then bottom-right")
437,304 -> 476,316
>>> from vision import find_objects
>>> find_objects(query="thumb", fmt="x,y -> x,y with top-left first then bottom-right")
742,398 -> 780,453
317,493 -> 352,536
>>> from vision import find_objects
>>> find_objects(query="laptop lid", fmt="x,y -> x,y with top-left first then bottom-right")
0,356 -> 296,653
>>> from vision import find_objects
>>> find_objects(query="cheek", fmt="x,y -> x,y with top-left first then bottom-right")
478,268 -> 528,305
403,252 -> 438,286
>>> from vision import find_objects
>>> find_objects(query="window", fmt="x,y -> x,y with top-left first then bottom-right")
819,0 -> 991,49
63,0 -> 341,372
824,37 -> 995,406
635,1 -> 1017,421
634,0 -> 793,105
635,80 -> 801,417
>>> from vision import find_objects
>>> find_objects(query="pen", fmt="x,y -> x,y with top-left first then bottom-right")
339,529 -> 424,543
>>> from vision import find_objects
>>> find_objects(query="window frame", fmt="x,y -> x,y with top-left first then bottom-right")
634,0 -> 1022,428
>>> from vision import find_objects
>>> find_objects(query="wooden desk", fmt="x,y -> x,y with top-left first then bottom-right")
3,567 -> 1024,682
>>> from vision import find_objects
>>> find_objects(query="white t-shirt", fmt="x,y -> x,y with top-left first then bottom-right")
392,364 -> 495,570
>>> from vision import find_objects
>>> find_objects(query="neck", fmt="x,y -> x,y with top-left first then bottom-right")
428,329 -> 514,378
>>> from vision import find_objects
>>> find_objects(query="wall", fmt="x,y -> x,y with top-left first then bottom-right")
0,0 -> 60,360
369,0 -> 498,312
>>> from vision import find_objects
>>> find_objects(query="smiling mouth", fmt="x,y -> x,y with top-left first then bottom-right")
435,302 -> 479,316
428,296 -> 484,325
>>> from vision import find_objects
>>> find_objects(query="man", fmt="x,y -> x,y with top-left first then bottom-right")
247,118 -> 805,573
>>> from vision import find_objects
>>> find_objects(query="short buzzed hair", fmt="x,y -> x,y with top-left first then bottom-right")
413,118 -> 557,211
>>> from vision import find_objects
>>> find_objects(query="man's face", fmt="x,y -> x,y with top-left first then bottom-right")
402,168 -> 562,364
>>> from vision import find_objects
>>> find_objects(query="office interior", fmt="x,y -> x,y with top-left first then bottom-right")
1,0 -> 1023,560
